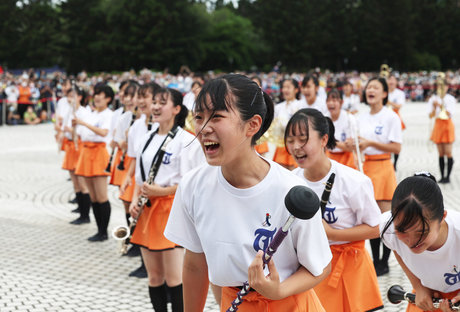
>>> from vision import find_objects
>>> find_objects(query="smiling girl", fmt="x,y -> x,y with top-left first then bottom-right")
381,173 -> 460,312
165,74 -> 332,312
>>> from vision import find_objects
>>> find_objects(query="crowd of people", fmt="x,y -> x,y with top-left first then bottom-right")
12,66 -> 459,312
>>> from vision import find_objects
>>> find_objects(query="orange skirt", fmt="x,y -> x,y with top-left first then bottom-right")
130,195 -> 178,251
62,139 -> 81,171
119,174 -> 135,202
109,149 -> 124,186
393,108 -> 406,130
221,286 -> 325,312
273,146 -> 297,167
327,151 -> 356,169
74,142 -> 110,177
255,142 -> 269,154
363,154 -> 396,201
406,289 -> 459,312
431,119 -> 455,144
60,137 -> 68,151
314,241 -> 383,312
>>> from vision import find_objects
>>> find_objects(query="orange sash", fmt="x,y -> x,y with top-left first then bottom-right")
273,146 -> 297,167
327,151 -> 356,169
363,154 -> 396,201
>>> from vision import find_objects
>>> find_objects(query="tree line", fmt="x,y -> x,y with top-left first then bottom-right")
1,0 -> 459,74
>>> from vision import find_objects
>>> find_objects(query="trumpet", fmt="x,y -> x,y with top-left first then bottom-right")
436,72 -> 449,120
379,64 -> 391,79
387,285 -> 460,310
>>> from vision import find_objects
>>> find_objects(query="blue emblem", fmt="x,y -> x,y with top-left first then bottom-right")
253,228 -> 277,252
374,126 -> 383,135
341,132 -> 347,142
162,152 -> 172,164
322,201 -> 338,224
444,266 -> 460,286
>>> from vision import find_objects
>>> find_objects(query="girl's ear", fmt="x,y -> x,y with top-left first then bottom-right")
246,114 -> 262,138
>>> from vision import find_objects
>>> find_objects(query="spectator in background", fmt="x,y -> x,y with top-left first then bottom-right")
23,106 -> 41,125
18,79 -> 32,119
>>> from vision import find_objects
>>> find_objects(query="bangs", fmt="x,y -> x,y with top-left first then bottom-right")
284,112 -> 310,146
327,90 -> 342,101
393,198 -> 430,240
194,78 -> 233,113
138,86 -> 152,98
155,90 -> 169,103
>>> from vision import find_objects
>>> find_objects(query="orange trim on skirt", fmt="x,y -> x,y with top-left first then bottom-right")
273,146 -> 297,167
221,286 -> 325,312
74,142 -> 110,177
62,139 -> 81,171
109,149 -> 124,186
255,142 -> 269,154
431,119 -> 455,144
363,154 -> 396,201
393,108 -> 406,130
314,241 -> 383,312
130,195 -> 178,251
119,174 -> 135,202
406,289 -> 459,312
326,151 -> 356,169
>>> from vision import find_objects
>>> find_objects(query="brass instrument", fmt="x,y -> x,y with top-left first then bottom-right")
379,64 -> 391,78
262,116 -> 286,147
184,111 -> 195,134
436,73 -> 449,120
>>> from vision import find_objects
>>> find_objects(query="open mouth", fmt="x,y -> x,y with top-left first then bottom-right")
204,141 -> 220,152
294,154 -> 307,161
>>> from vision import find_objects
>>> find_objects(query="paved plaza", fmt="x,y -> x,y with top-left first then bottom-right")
1,102 -> 460,312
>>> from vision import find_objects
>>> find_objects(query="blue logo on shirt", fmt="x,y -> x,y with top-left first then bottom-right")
444,266 -> 460,286
341,132 -> 347,142
374,126 -> 383,135
162,152 -> 172,164
253,228 -> 277,252
323,202 -> 338,224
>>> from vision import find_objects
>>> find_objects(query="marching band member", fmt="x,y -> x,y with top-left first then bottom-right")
129,88 -> 204,312
342,80 -> 360,114
387,74 -> 406,170
73,84 -> 114,242
325,89 -> 357,169
350,77 -> 402,276
381,173 -> 460,312
428,74 -> 456,184
285,108 -> 383,312
272,78 -> 303,170
165,74 -> 332,312
299,75 -> 328,116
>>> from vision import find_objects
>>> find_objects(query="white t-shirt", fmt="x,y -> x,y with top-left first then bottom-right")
293,160 -> 381,245
135,127 -> 204,187
388,88 -> 406,108
113,111 -> 133,144
110,107 -> 124,139
274,99 -> 304,128
63,106 -> 89,140
358,107 -> 402,155
299,96 -> 328,116
330,112 -> 353,153
165,160 -> 332,287
342,94 -> 360,113
427,94 -> 456,118
183,91 -> 195,111
5,85 -> 19,103
127,115 -> 157,158
55,97 -> 71,130
381,210 -> 460,293
79,108 -> 113,144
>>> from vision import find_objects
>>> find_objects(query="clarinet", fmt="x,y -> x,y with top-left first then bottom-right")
388,285 -> 460,310
320,173 -> 336,215
105,148 -> 116,173
117,107 -> 138,171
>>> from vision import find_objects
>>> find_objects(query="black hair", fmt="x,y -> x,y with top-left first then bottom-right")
94,84 -> 115,104
119,80 -> 130,91
301,75 -> 319,87
363,77 -> 389,105
195,74 -> 274,145
156,88 -> 188,128
138,82 -> 161,99
381,173 -> 444,247
75,86 -> 88,107
281,79 -> 301,100
250,76 -> 262,87
191,81 -> 202,89
284,108 -> 336,150
123,81 -> 139,98
327,88 -> 343,101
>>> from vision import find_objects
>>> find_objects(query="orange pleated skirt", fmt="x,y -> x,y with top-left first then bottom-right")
60,137 -> 68,151
255,142 -> 269,154
406,289 -> 459,312
119,174 -> 135,202
393,108 -> 406,130
273,146 -> 297,167
363,154 -> 396,201
109,149 -> 124,186
431,119 -> 455,144
130,195 -> 178,251
62,139 -> 81,171
221,286 -> 325,312
327,151 -> 356,169
314,241 -> 383,312
74,142 -> 110,177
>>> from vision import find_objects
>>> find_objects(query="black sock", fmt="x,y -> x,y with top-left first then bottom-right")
92,202 -> 102,232
447,157 -> 454,178
370,238 -> 381,263
149,284 -> 168,312
99,201 -> 111,236
439,157 -> 446,179
75,192 -> 83,211
80,193 -> 91,218
393,154 -> 399,171
381,244 -> 391,267
168,284 -> 183,312
125,213 -> 131,226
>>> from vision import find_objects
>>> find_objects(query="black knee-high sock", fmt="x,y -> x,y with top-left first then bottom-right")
381,244 -> 391,266
80,193 -> 91,218
99,201 -> 111,235
447,157 -> 454,178
439,156 -> 446,179
75,191 -> 83,210
169,284 -> 183,312
125,213 -> 131,226
149,284 -> 168,312
370,238 -> 381,263
92,202 -> 102,232
393,154 -> 399,171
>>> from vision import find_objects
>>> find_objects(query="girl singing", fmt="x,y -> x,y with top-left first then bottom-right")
129,88 -> 204,312
285,108 -> 383,312
165,74 -> 332,312
381,173 -> 460,312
